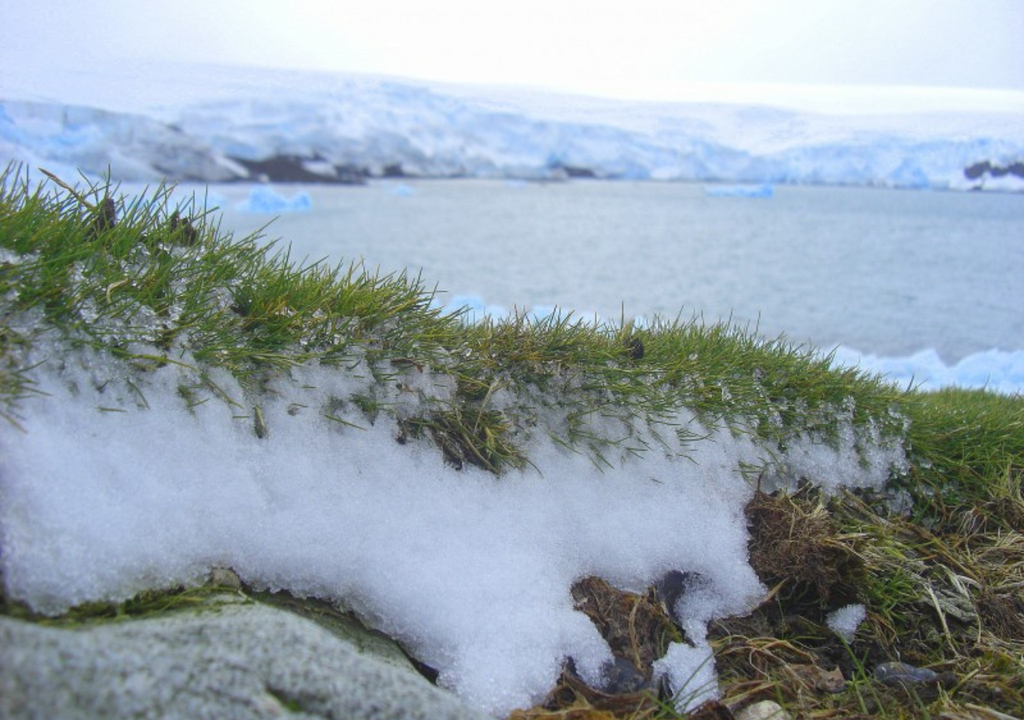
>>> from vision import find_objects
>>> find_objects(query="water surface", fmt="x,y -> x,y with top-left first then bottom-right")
210,180 -> 1024,363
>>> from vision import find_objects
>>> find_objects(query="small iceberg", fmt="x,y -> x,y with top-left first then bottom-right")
237,187 -> 313,213
703,183 -> 774,198
385,183 -> 416,197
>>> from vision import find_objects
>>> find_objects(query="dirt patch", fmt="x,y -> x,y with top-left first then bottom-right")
571,575 -> 683,690
976,589 -> 1024,639
744,490 -> 863,606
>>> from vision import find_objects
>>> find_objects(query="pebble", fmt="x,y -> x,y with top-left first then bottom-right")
735,700 -> 792,720
873,661 -> 938,685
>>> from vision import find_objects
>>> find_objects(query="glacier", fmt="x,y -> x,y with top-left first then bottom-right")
1,63 -> 1022,191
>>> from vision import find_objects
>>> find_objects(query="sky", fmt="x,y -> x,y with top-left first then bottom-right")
2,0 -> 1023,113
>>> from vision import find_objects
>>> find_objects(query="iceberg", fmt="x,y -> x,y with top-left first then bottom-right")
236,186 -> 312,213
829,347 -> 1024,395
703,183 -> 774,198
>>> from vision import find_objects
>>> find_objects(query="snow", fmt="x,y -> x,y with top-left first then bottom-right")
653,642 -> 719,711
827,604 -> 867,642
0,334 -> 907,716
1,64 -> 1022,190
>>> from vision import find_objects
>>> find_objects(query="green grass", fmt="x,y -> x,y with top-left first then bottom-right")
0,165 -> 914,471
2,166 -> 1022,719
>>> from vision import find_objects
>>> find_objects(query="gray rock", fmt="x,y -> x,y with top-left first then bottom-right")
735,700 -> 792,720
0,601 -> 486,720
873,661 -> 938,686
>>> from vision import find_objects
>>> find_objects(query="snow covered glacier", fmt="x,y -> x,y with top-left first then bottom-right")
1,64 -> 1022,190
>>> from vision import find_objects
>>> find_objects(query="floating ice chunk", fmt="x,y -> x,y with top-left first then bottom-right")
703,183 -> 774,198
236,186 -> 312,213
830,346 -> 1024,395
827,603 -> 866,642
386,183 -> 416,197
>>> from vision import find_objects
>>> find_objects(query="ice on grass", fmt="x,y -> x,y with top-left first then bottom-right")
0,346 -> 905,716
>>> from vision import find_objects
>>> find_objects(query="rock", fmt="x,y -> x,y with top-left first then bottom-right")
553,164 -> 597,179
735,699 -> 792,720
252,591 -> 418,675
784,663 -> 846,693
871,661 -> 958,704
964,160 -> 1024,181
872,660 -> 956,689
874,660 -> 936,685
208,566 -> 243,589
0,601 -> 486,720
601,656 -> 649,694
231,154 -> 367,184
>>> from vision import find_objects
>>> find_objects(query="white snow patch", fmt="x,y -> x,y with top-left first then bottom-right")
0,345 -> 903,716
653,641 -> 720,712
827,603 -> 867,642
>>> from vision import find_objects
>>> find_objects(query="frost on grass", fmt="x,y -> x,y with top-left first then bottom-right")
0,337 -> 907,716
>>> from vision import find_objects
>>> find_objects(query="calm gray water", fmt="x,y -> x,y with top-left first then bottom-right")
211,180 -> 1024,363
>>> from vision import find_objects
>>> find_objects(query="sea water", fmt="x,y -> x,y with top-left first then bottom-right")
208,180 -> 1023,365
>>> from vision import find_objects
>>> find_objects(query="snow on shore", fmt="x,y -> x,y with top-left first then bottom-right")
1,339 -> 906,714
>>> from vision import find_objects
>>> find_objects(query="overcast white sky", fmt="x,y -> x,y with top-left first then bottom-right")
2,0 -> 1023,112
